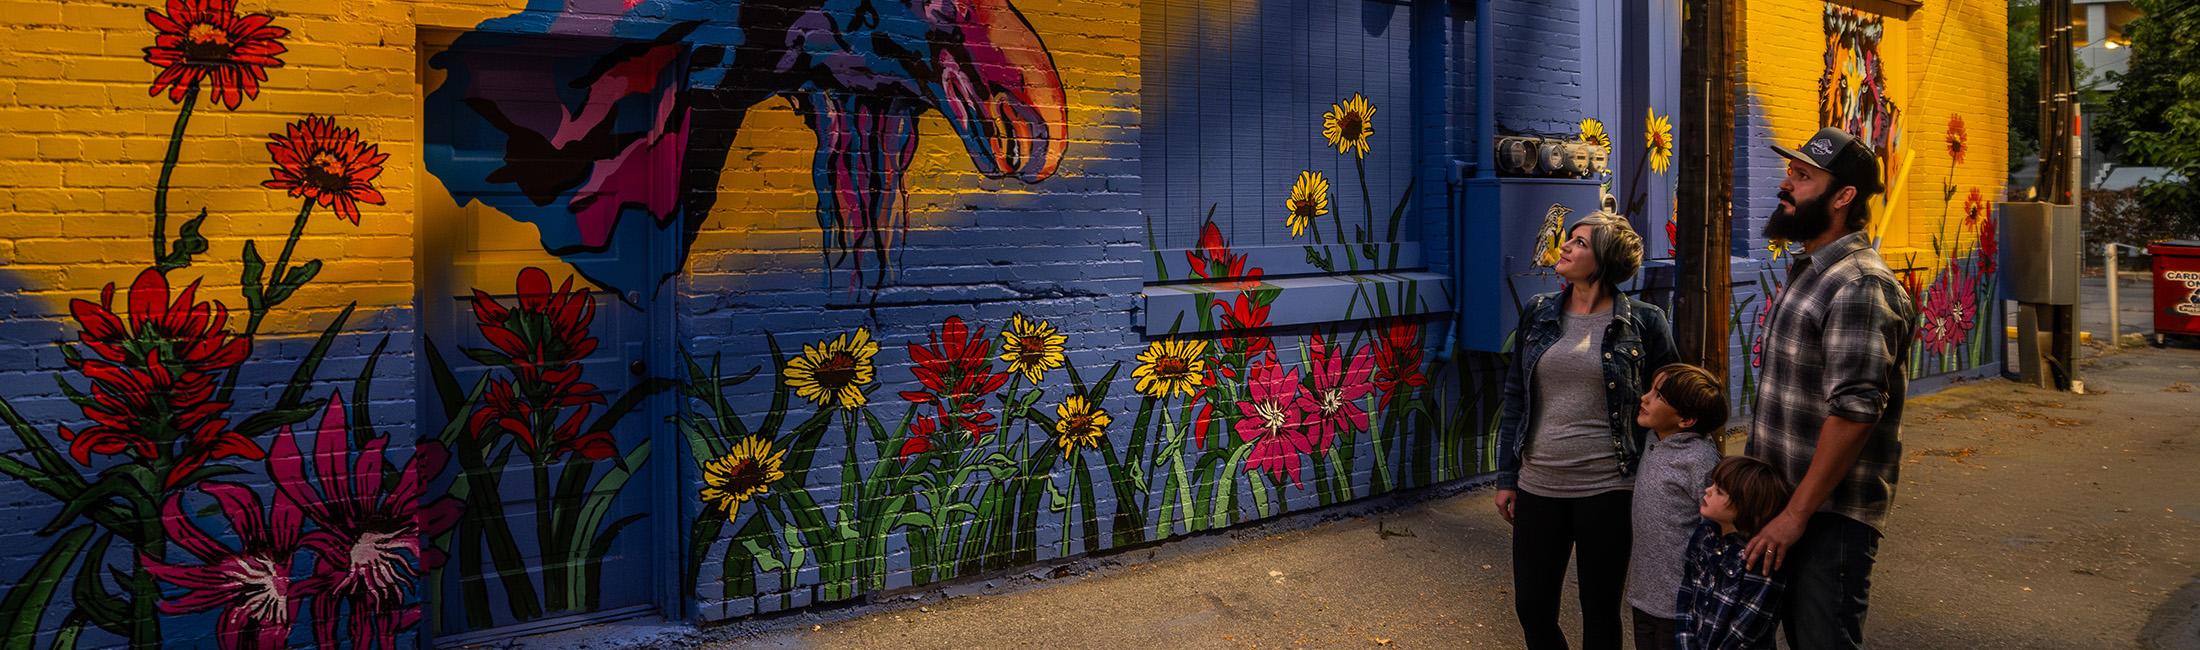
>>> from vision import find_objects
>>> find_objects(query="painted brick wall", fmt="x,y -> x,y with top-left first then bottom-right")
1727,0 -> 2011,411
0,0 -> 1618,646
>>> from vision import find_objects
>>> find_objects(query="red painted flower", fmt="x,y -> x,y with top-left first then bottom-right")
1978,215 -> 1998,274
142,481 -> 312,650
1302,333 -> 1375,451
1186,222 -> 1254,282
467,268 -> 610,460
1963,188 -> 1986,225
1235,361 -> 1315,486
263,115 -> 388,225
61,268 -> 257,486
470,267 -> 603,399
272,393 -> 461,650
1665,220 -> 1680,258
898,413 -> 938,460
899,316 -> 1011,442
1369,318 -> 1426,409
1214,292 -> 1276,362
1945,114 -> 1968,165
143,0 -> 288,110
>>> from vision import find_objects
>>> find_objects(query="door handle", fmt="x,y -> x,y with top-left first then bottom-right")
630,360 -> 647,376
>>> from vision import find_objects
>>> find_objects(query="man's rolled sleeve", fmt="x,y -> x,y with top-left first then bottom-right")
1820,276 -> 1904,424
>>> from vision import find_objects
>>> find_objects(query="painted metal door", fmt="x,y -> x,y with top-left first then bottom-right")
418,31 -> 677,637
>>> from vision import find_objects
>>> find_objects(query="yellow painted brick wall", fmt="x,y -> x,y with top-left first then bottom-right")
0,0 -> 525,333
1739,0 -> 2009,274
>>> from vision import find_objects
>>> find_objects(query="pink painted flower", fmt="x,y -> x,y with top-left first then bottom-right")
1234,361 -> 1313,486
1919,268 -> 1978,356
1369,318 -> 1426,409
142,481 -> 310,650
271,392 -> 460,650
1302,333 -> 1374,452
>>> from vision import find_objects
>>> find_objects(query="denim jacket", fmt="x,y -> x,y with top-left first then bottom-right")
1494,287 -> 1680,491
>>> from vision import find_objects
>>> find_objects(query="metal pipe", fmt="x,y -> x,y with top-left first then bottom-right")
2107,244 -> 2119,345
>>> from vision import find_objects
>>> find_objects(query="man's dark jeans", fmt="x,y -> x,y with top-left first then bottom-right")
1782,512 -> 1881,650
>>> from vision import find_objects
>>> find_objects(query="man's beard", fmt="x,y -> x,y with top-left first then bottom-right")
1763,189 -> 1834,241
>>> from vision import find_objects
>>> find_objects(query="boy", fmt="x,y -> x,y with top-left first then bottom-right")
1625,363 -> 1729,650
1675,456 -> 1797,650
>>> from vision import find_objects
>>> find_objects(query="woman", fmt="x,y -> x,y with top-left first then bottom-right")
1494,210 -> 1678,650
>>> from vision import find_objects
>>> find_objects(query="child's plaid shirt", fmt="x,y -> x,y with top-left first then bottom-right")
1673,520 -> 1785,650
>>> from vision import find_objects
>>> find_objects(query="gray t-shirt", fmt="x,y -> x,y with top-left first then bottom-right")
1625,431 -> 1721,618
1517,308 -> 1633,497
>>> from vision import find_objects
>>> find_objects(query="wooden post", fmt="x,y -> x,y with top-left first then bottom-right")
1675,0 -> 1734,379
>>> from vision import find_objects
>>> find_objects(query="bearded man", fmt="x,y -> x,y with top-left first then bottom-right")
1742,127 -> 1918,650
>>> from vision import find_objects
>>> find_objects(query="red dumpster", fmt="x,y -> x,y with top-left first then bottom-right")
2152,239 -> 2200,338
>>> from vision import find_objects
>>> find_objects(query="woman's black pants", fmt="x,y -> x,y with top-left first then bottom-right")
1512,488 -> 1634,650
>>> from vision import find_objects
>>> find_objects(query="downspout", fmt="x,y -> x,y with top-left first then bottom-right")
1448,0 -> 1497,359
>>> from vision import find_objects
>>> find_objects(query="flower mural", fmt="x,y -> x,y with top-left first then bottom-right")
60,268 -> 259,486
1645,108 -> 1675,176
1323,94 -> 1377,158
999,313 -> 1068,383
900,316 -> 1011,442
785,329 -> 881,410
1133,339 -> 1210,400
700,436 -> 786,521
262,115 -> 389,226
142,482 -> 310,650
1919,266 -> 1979,356
1235,361 -> 1314,485
1946,113 -> 1968,165
1287,171 -> 1331,238
143,0 -> 288,110
1580,118 -> 1612,151
1051,395 -> 1112,458
1301,333 -> 1374,453
272,394 -> 457,650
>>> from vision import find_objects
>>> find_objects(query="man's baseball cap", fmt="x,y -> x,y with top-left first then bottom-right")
1771,127 -> 1882,194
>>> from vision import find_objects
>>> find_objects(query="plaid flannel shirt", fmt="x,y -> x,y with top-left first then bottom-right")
1673,521 -> 1785,650
1745,231 -> 1915,531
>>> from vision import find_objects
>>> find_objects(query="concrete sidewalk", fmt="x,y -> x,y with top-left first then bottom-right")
616,342 -> 2196,650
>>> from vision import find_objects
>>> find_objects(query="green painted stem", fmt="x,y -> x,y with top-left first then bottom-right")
153,83 -> 200,262
268,199 -> 316,300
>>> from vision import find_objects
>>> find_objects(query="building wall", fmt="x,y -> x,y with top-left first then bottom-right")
1728,0 -> 2010,408
0,0 -> 1606,646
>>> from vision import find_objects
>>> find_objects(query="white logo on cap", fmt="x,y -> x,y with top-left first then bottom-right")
1806,138 -> 1835,156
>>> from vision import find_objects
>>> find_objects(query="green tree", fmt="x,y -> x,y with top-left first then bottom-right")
2095,0 -> 2200,235
2010,0 -> 2039,172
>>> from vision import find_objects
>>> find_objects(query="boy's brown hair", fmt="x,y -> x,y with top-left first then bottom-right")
1652,363 -> 1729,435
1707,456 -> 1794,536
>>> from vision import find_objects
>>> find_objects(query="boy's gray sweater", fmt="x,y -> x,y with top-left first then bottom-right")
1626,431 -> 1721,618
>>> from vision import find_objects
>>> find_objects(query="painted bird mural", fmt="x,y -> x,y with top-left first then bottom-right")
423,0 -> 1069,302
1533,203 -> 1572,269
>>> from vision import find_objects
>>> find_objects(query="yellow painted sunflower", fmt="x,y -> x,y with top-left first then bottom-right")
1766,239 -> 1793,260
1645,107 -> 1674,175
1051,395 -> 1112,459
1579,118 -> 1611,151
998,313 -> 1067,383
784,328 -> 879,410
1132,339 -> 1208,400
1323,94 -> 1377,159
700,436 -> 787,521
1286,171 -> 1330,238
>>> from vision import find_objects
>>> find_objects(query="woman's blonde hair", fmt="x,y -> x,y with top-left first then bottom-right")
1567,210 -> 1643,288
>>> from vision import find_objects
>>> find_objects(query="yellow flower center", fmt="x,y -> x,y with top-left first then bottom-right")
1318,388 -> 1344,415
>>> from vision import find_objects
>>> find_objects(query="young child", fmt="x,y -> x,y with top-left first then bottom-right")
1674,455 -> 1796,650
1624,363 -> 1729,650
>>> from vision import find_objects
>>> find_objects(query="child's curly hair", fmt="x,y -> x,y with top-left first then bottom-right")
1708,456 -> 1794,536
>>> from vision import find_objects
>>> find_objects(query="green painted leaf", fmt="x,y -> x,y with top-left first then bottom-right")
280,258 -> 322,289
0,525 -> 93,650
68,535 -> 130,638
350,335 -> 390,446
240,241 -> 266,310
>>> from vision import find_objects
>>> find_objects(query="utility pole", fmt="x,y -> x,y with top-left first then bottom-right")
1675,0 -> 1734,380
2012,0 -> 2081,391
